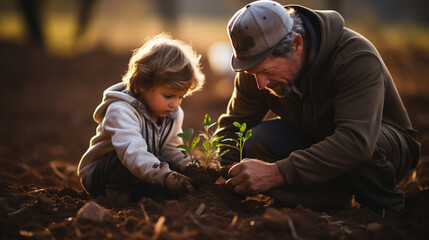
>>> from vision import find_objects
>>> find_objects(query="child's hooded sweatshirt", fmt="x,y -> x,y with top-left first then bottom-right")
78,82 -> 190,187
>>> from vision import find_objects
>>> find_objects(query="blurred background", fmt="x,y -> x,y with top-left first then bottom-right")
0,0 -> 428,173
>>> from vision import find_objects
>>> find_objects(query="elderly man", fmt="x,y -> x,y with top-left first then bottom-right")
216,0 -> 420,216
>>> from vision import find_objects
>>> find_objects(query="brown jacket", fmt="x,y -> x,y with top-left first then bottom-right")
216,5 -> 420,185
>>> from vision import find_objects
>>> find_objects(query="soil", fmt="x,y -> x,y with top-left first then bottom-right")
1,42 -> 428,240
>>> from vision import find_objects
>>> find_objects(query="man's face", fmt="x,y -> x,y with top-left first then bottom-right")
244,56 -> 302,98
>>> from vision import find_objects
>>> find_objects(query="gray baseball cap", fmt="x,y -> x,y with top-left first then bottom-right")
227,0 -> 293,72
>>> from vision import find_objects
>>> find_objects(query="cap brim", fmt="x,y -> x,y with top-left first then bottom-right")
230,45 -> 275,72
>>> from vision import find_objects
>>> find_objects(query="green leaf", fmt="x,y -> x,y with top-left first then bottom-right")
214,136 -> 224,141
180,150 -> 188,157
211,137 -> 222,145
213,136 -> 224,147
177,133 -> 187,141
184,128 -> 194,140
233,122 -> 241,128
190,136 -> 200,151
217,143 -> 239,150
240,123 -> 246,133
176,144 -> 189,150
203,138 -> 210,149
245,129 -> 252,139
218,149 -> 229,157
203,114 -> 211,127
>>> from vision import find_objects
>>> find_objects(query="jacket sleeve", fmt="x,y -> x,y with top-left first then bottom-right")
215,73 -> 270,163
160,108 -> 192,172
277,53 -> 385,185
104,102 -> 172,186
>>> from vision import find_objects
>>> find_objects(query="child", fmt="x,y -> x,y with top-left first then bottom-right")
78,33 -> 205,199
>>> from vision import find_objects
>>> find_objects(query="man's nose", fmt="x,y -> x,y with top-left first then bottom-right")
255,74 -> 270,90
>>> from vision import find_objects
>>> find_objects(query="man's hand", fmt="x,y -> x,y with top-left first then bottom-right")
164,171 -> 195,196
226,158 -> 285,195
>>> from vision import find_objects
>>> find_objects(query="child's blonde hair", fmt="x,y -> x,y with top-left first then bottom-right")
122,33 -> 205,96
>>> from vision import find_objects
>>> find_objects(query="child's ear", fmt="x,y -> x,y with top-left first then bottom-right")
138,87 -> 145,93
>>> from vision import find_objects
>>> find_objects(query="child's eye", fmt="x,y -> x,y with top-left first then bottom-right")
163,95 -> 173,99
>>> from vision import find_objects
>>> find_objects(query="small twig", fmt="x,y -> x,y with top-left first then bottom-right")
17,163 -> 43,180
8,204 -> 31,216
321,212 -> 353,234
189,214 -> 205,228
230,215 -> 238,227
74,227 -> 82,238
286,216 -> 303,240
50,161 -> 67,180
190,214 -> 239,238
411,170 -> 424,191
195,203 -> 205,217
151,216 -> 165,240
28,188 -> 46,193
140,202 -> 149,221
19,230 -> 34,237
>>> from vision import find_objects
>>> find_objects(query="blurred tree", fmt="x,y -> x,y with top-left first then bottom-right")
325,0 -> 344,14
75,0 -> 98,40
19,0 -> 44,48
151,0 -> 179,36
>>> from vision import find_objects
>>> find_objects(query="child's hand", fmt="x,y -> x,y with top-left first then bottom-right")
179,158 -> 192,172
164,171 -> 195,196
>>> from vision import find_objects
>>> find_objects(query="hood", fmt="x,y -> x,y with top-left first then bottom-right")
92,82 -> 178,124
287,5 -> 345,80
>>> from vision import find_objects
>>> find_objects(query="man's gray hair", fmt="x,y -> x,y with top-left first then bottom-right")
271,12 -> 306,59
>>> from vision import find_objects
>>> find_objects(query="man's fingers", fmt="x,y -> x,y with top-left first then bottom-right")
228,162 -> 243,177
234,185 -> 242,194
225,173 -> 244,188
233,182 -> 252,195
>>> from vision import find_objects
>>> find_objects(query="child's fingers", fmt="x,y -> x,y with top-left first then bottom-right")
182,181 -> 195,194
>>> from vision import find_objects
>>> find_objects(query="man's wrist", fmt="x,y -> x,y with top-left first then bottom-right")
271,162 -> 286,187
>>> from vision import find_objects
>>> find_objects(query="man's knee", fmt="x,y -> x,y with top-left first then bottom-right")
243,120 -> 287,162
244,122 -> 274,153
244,119 -> 315,161
347,123 -> 416,208
376,123 -> 419,182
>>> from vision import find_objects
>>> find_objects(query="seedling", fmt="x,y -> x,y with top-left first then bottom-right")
218,122 -> 252,162
177,128 -> 200,165
177,114 -> 228,169
198,114 -> 228,169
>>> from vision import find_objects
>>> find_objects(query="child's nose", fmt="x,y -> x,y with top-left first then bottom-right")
169,99 -> 180,108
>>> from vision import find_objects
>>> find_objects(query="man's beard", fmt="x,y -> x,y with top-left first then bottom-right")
265,64 -> 302,98
266,82 -> 288,98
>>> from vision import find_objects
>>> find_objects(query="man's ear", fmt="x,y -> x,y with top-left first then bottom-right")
292,34 -> 304,57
